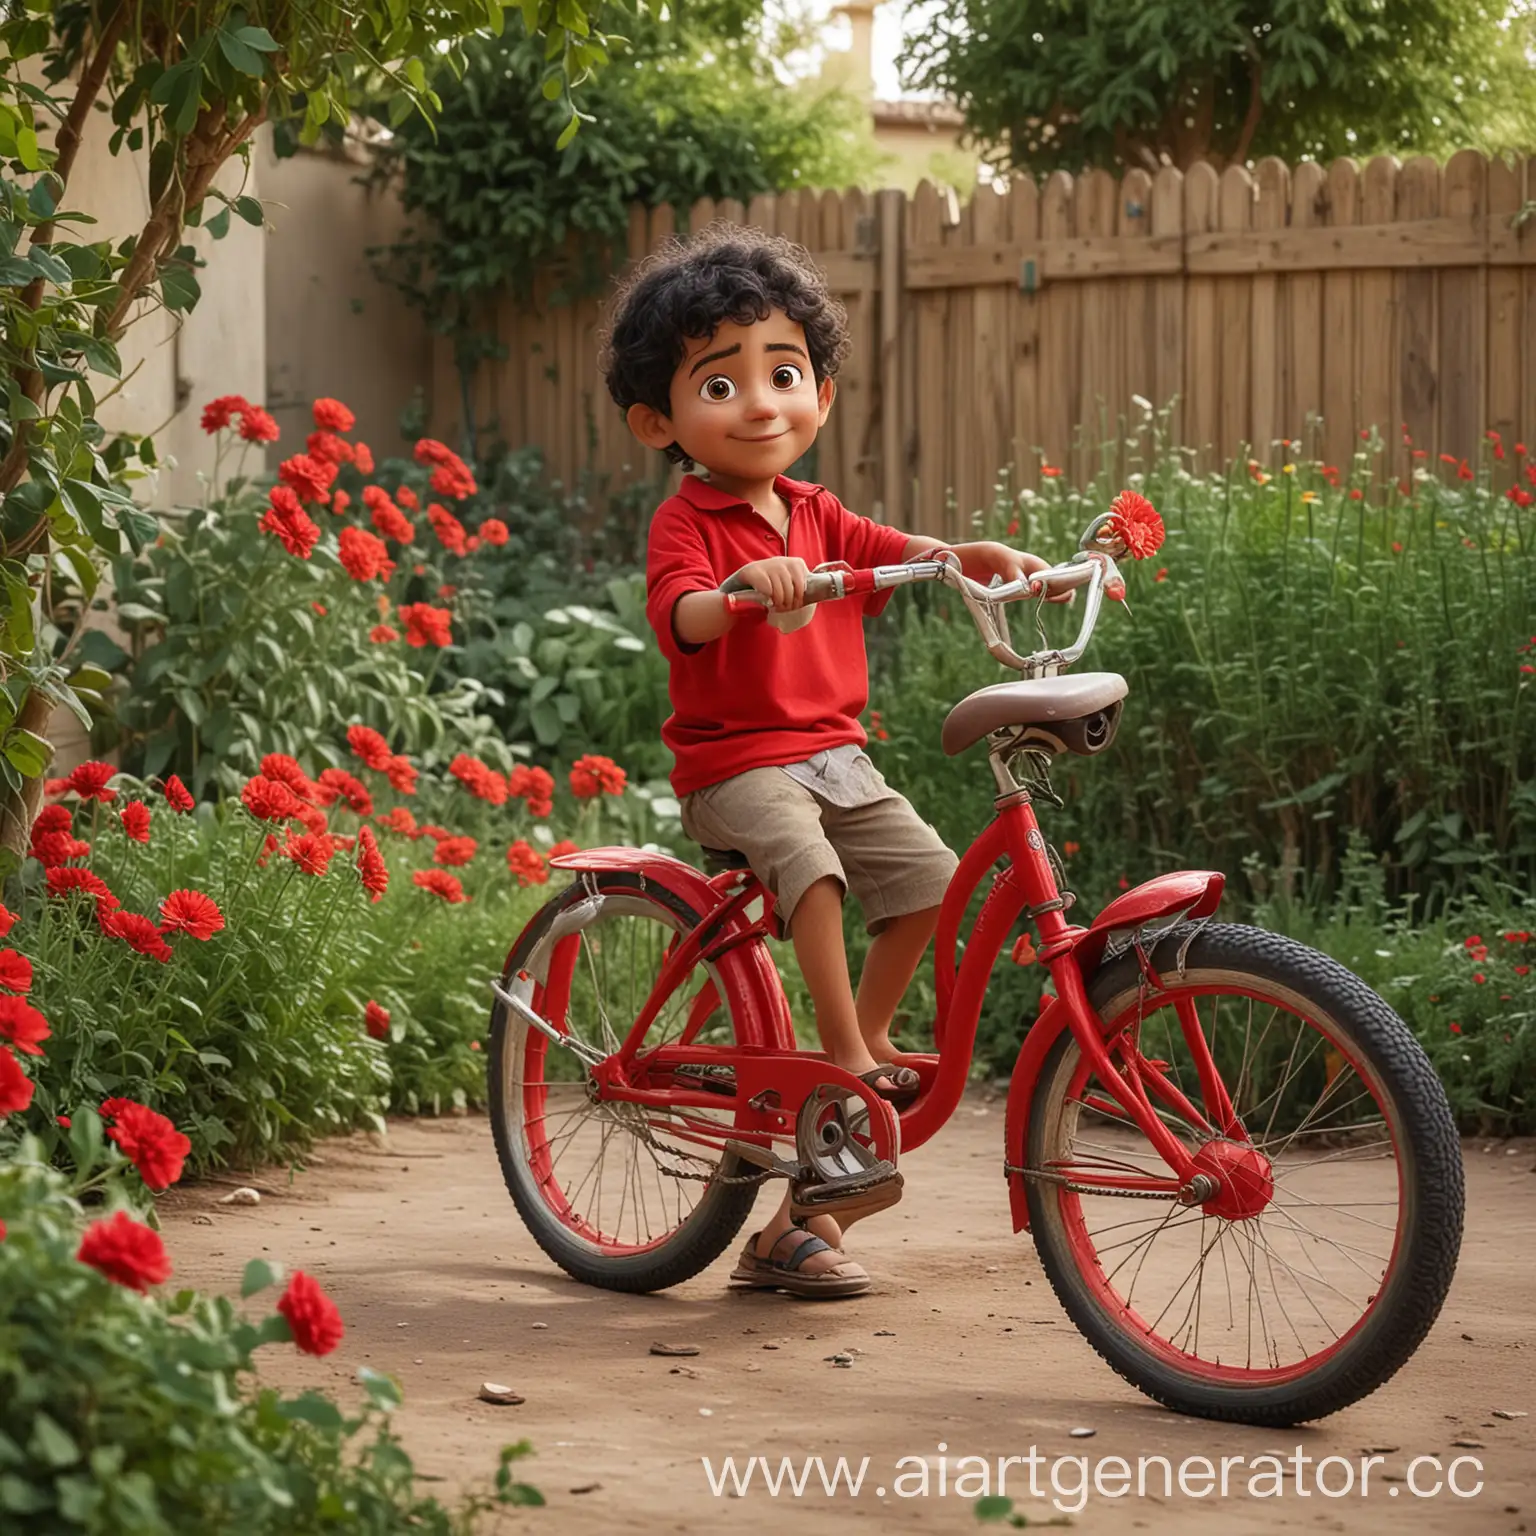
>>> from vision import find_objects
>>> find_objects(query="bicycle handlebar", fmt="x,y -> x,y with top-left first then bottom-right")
722,509 -> 1137,677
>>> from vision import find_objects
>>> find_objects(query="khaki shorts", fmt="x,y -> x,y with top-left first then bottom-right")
679,756 -> 958,934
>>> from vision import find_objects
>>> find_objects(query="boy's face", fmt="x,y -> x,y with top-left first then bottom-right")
625,309 -> 834,484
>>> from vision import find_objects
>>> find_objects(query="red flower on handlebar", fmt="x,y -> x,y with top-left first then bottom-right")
1106,490 -> 1165,559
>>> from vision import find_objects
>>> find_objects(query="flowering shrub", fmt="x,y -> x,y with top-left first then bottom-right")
0,1148 -> 541,1531
6,729 -> 661,1165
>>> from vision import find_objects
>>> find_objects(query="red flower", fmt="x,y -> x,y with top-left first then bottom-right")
375,807 -> 420,838
278,453 -> 337,506
479,518 -> 509,546
77,1212 -> 173,1292
1117,875 -> 1131,890
507,764 -> 557,815
119,801 -> 151,843
0,903 -> 14,938
1508,486 -> 1533,509
419,825 -> 451,842
99,909 -> 173,962
548,839 -> 580,859
0,949 -> 33,994
569,754 -> 626,799
433,835 -> 478,868
0,995 -> 49,1055
332,490 -> 353,518
1457,460 -> 1473,480
427,502 -> 470,556
1349,488 -> 1363,500
1516,966 -> 1531,977
1495,443 -> 1507,462
353,441 -> 375,475
347,725 -> 393,771
1062,840 -> 1080,856
383,755 -> 418,795
312,602 -> 327,617
396,485 -> 420,511
398,603 -> 453,648
65,760 -> 117,803
0,1044 -> 33,1116
506,840 -> 548,886
102,1099 -> 191,1191
238,406 -> 280,443
164,774 -> 195,812
1104,490 -> 1164,559
449,754 -> 507,805
1449,1021 -> 1462,1035
1040,464 -> 1063,478
306,430 -> 354,466
1472,972 -> 1487,985
34,804 -> 72,835
159,889 -> 225,941
46,866 -> 119,908
312,397 -> 356,433
200,394 -> 250,433
261,485 -> 321,559
338,525 -> 395,583
365,1000 -> 390,1039
279,832 -> 336,877
414,438 -> 478,499
241,774 -> 305,823
1153,567 -> 1168,582
315,768 -> 373,816
364,486 -> 415,543
1464,935 -> 1483,948
276,1270 -> 345,1356
370,624 -> 400,644
31,828 -> 91,867
356,826 -> 389,901
413,869 -> 467,903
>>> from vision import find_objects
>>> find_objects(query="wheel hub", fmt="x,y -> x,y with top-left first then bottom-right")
1191,1138 -> 1274,1221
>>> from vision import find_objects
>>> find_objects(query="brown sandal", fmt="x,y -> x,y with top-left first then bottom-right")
728,1229 -> 872,1299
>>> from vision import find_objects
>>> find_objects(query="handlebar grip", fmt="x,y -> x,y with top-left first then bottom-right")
723,568 -> 878,613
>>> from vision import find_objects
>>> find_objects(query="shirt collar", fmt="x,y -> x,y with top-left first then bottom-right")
677,472 -> 822,513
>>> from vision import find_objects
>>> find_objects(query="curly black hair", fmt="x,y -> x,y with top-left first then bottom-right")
599,222 -> 851,468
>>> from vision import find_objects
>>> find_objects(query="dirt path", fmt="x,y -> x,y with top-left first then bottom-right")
159,1095 -> 1534,1534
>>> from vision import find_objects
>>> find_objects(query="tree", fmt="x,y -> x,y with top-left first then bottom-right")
370,0 -> 879,423
899,0 -> 1536,173
0,0 -> 626,866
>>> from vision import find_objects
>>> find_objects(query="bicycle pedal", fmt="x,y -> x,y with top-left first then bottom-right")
789,1162 -> 904,1224
723,1139 -> 800,1180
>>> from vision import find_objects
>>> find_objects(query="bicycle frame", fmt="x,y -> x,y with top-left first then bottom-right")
535,791 -> 1224,1228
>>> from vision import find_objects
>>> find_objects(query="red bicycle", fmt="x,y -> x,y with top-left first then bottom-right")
486,499 -> 1464,1427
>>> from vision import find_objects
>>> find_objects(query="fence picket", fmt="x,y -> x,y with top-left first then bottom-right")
436,153 -> 1529,524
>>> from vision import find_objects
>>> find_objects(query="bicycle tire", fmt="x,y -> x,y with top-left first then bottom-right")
1024,922 -> 1464,1425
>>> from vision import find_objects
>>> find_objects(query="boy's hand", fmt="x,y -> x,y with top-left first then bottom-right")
734,556 -> 810,610
950,541 -> 1072,602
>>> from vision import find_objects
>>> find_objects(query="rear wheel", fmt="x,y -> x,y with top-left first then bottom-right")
488,874 -> 762,1293
1024,924 -> 1463,1425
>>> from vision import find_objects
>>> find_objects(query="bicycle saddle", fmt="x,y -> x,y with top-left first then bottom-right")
941,672 -> 1129,756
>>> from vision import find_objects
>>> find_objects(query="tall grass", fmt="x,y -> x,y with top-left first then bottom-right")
868,411 -> 1534,918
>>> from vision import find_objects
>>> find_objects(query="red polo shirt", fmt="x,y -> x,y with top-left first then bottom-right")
645,474 -> 912,795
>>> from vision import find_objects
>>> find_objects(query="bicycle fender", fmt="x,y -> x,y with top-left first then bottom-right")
509,846 -> 796,1051
1070,871 -> 1224,973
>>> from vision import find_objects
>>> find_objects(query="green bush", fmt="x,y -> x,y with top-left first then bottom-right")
0,1147 -> 539,1533
867,415 -> 1535,917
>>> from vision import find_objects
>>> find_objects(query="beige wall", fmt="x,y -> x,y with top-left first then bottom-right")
259,138 -> 430,462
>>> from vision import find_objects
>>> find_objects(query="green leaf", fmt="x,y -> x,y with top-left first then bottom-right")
233,25 -> 281,52
159,265 -> 201,313
27,246 -> 71,284
357,1367 -> 403,1411
80,335 -> 122,379
217,29 -> 268,78
975,1495 -> 1015,1522
3,728 -> 52,778
15,125 -> 40,172
28,1414 -> 79,1470
241,1257 -> 283,1298
27,176 -> 56,219
205,207 -> 232,240
232,195 -> 264,226
276,1393 -> 344,1430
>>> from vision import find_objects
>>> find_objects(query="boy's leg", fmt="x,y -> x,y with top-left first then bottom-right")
855,904 -> 942,1062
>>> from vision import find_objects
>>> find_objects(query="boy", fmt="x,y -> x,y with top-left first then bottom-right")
601,225 -> 1053,1297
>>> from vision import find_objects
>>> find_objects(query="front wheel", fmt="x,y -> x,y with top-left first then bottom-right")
1024,923 -> 1464,1425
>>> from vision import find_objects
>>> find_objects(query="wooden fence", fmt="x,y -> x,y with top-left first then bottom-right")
431,150 -> 1536,539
